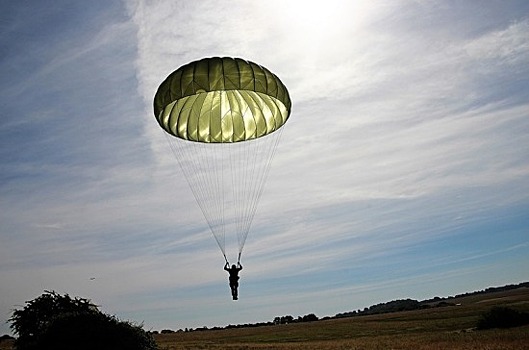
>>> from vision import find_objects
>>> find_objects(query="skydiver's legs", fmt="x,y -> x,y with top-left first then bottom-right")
230,282 -> 238,300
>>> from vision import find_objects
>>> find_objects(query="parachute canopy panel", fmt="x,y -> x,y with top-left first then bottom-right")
154,57 -> 291,143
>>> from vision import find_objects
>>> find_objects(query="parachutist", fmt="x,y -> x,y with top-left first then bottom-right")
224,262 -> 243,300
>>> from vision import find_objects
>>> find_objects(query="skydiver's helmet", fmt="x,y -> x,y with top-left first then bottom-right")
232,264 -> 237,269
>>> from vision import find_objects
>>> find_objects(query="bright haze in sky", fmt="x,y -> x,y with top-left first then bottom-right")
1,0 -> 528,335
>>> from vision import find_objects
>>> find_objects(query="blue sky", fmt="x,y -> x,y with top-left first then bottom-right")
1,0 -> 529,335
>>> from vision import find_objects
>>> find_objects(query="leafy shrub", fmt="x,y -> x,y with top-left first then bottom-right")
477,306 -> 529,330
38,311 -> 158,350
9,291 -> 157,350
9,291 -> 100,350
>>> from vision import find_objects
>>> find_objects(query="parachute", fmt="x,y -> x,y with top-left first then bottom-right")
154,57 -> 291,264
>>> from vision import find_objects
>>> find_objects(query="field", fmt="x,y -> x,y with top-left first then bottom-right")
154,287 -> 529,350
1,287 -> 528,350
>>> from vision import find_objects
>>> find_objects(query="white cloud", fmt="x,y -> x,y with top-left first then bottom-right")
464,19 -> 529,69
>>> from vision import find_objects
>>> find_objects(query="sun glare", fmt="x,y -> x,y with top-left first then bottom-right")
262,0 -> 374,52
282,0 -> 371,31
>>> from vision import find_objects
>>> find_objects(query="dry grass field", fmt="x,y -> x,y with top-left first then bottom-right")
1,287 -> 527,350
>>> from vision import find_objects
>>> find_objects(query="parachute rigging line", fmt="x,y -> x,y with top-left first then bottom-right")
164,128 -> 284,263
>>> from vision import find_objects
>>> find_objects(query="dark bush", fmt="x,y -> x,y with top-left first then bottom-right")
9,291 -> 157,350
38,312 -> 157,350
477,306 -> 529,330
0,334 -> 15,341
9,291 -> 100,350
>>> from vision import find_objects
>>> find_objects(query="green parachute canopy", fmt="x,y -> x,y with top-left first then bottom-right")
153,57 -> 291,264
154,57 -> 291,143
